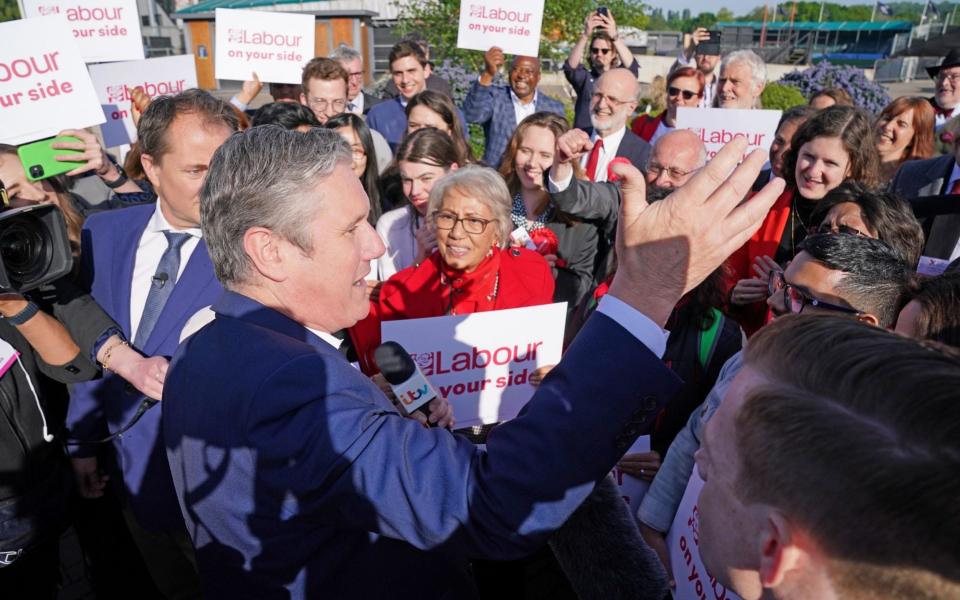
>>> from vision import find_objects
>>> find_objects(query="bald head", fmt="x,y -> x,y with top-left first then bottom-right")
591,68 -> 640,136
646,129 -> 706,191
509,55 -> 541,102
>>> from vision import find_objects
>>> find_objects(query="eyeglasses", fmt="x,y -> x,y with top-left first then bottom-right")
590,47 -> 611,55
307,97 -> 347,112
935,72 -> 960,84
647,162 -> 693,180
810,222 -> 866,237
667,86 -> 700,100
347,71 -> 364,80
591,92 -> 632,107
768,270 -> 862,315
431,211 -> 492,234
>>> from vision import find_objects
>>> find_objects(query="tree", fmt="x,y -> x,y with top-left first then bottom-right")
396,0 -> 650,71
0,0 -> 21,22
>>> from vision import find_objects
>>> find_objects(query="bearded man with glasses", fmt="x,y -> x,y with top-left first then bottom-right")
564,8 -> 640,130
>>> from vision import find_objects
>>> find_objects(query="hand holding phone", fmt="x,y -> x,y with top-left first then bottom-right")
17,136 -> 83,182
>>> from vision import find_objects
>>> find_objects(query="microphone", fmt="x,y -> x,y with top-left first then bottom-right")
152,272 -> 169,288
374,341 -> 437,423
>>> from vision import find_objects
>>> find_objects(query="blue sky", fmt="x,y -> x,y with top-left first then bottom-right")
644,0 -> 880,16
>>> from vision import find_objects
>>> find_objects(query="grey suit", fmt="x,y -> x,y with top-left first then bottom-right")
891,154 -> 960,260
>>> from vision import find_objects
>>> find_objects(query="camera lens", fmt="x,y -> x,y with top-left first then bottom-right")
0,215 -> 51,288
29,165 -> 44,178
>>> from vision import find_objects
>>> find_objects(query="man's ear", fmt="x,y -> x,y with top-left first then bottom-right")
140,153 -> 158,189
758,510 -> 807,589
424,62 -> 432,78
858,312 -> 881,328
243,227 -> 286,283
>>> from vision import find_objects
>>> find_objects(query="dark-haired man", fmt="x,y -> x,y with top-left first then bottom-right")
564,8 -> 640,130
367,41 -> 438,151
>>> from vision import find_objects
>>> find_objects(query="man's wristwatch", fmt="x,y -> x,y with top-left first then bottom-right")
2,301 -> 39,326
103,167 -> 130,189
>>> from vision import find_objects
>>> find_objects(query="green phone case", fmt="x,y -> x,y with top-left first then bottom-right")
17,136 -> 83,182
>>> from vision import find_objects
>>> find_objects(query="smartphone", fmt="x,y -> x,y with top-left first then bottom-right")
17,136 -> 83,182
698,31 -> 722,56
596,6 -> 609,17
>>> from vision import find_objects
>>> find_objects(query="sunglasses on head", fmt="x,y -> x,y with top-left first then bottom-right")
590,47 -> 611,55
667,86 -> 698,100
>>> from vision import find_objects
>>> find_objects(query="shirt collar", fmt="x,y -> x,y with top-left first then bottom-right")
510,88 -> 538,107
591,125 -> 627,148
147,201 -> 202,238
307,327 -> 343,350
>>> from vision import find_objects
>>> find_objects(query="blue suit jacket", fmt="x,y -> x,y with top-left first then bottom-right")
163,290 -> 680,598
67,204 -> 223,531
462,81 -> 566,168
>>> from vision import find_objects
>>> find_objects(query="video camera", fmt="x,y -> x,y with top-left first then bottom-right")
0,180 -> 74,293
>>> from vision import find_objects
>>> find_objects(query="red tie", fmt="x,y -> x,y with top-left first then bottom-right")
585,138 -> 604,182
951,179 -> 960,195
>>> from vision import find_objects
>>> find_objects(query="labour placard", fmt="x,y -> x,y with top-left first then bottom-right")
666,472 -> 744,600
456,0 -> 545,57
677,107 -> 782,163
0,15 -> 105,145
214,8 -> 314,84
22,0 -> 145,64
88,55 -> 198,148
381,303 -> 566,428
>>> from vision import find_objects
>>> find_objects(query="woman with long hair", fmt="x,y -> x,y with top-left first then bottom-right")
327,113 -> 383,225
375,128 -> 461,280
874,96 -> 935,184
405,90 -> 474,164
726,105 -> 881,335
498,112 -> 599,310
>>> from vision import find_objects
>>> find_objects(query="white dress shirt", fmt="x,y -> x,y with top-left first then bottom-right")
935,105 -> 958,130
307,327 -> 344,350
129,203 -> 202,338
650,120 -> 673,145
580,126 -> 627,183
510,89 -> 538,126
375,206 -> 422,281
347,93 -> 365,117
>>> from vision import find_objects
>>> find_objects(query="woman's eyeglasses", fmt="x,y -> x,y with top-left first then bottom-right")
767,270 -> 862,315
667,86 -> 699,101
431,211 -> 492,234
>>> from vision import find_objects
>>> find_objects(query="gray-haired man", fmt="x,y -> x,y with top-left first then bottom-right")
330,43 -> 381,117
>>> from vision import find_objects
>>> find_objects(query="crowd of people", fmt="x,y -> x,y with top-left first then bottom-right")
0,6 -> 958,600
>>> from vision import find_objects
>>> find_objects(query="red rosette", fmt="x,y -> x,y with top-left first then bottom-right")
606,157 -> 633,182
529,227 -> 559,257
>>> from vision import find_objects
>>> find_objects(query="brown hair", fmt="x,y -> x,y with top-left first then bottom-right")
137,89 -> 239,163
809,87 -> 854,106
405,90 -> 474,163
499,112 -> 583,197
301,57 -> 348,91
389,40 -> 428,69
876,96 -> 936,164
396,126 -> 463,169
589,30 -> 621,68
782,105 -> 881,191
666,66 -> 705,97
901,272 -> 960,347
738,314 -> 960,599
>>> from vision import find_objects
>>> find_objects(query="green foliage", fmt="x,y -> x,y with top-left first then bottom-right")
396,0 -> 649,71
0,0 -> 21,22
760,83 -> 807,111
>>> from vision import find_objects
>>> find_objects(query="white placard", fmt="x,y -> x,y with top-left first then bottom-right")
22,0 -> 145,64
214,8 -> 314,84
381,303 -> 566,429
0,15 -> 105,145
456,0 -> 545,57
666,472 -> 744,600
88,55 -> 198,148
610,435 -> 651,515
677,107 -> 782,162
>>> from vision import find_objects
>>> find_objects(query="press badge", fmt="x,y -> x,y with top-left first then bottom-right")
0,337 -> 20,380
917,256 -> 949,276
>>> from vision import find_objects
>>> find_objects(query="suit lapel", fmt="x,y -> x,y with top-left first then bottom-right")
112,208 -> 153,337
142,240 -> 218,354
924,213 -> 960,259
918,156 -> 955,196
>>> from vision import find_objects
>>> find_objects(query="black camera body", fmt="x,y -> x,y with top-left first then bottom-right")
0,204 -> 74,293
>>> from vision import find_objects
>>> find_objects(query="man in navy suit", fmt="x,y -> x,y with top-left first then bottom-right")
462,47 -> 566,167
891,133 -> 960,261
161,122 -> 782,598
579,68 -> 650,181
67,90 -> 236,598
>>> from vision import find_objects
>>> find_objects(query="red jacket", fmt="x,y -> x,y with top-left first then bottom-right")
631,113 -> 665,142
723,187 -> 794,336
350,248 -> 555,374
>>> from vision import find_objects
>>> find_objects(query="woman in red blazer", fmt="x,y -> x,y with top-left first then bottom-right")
351,165 -> 554,375
726,105 -> 881,335
631,66 -> 704,143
